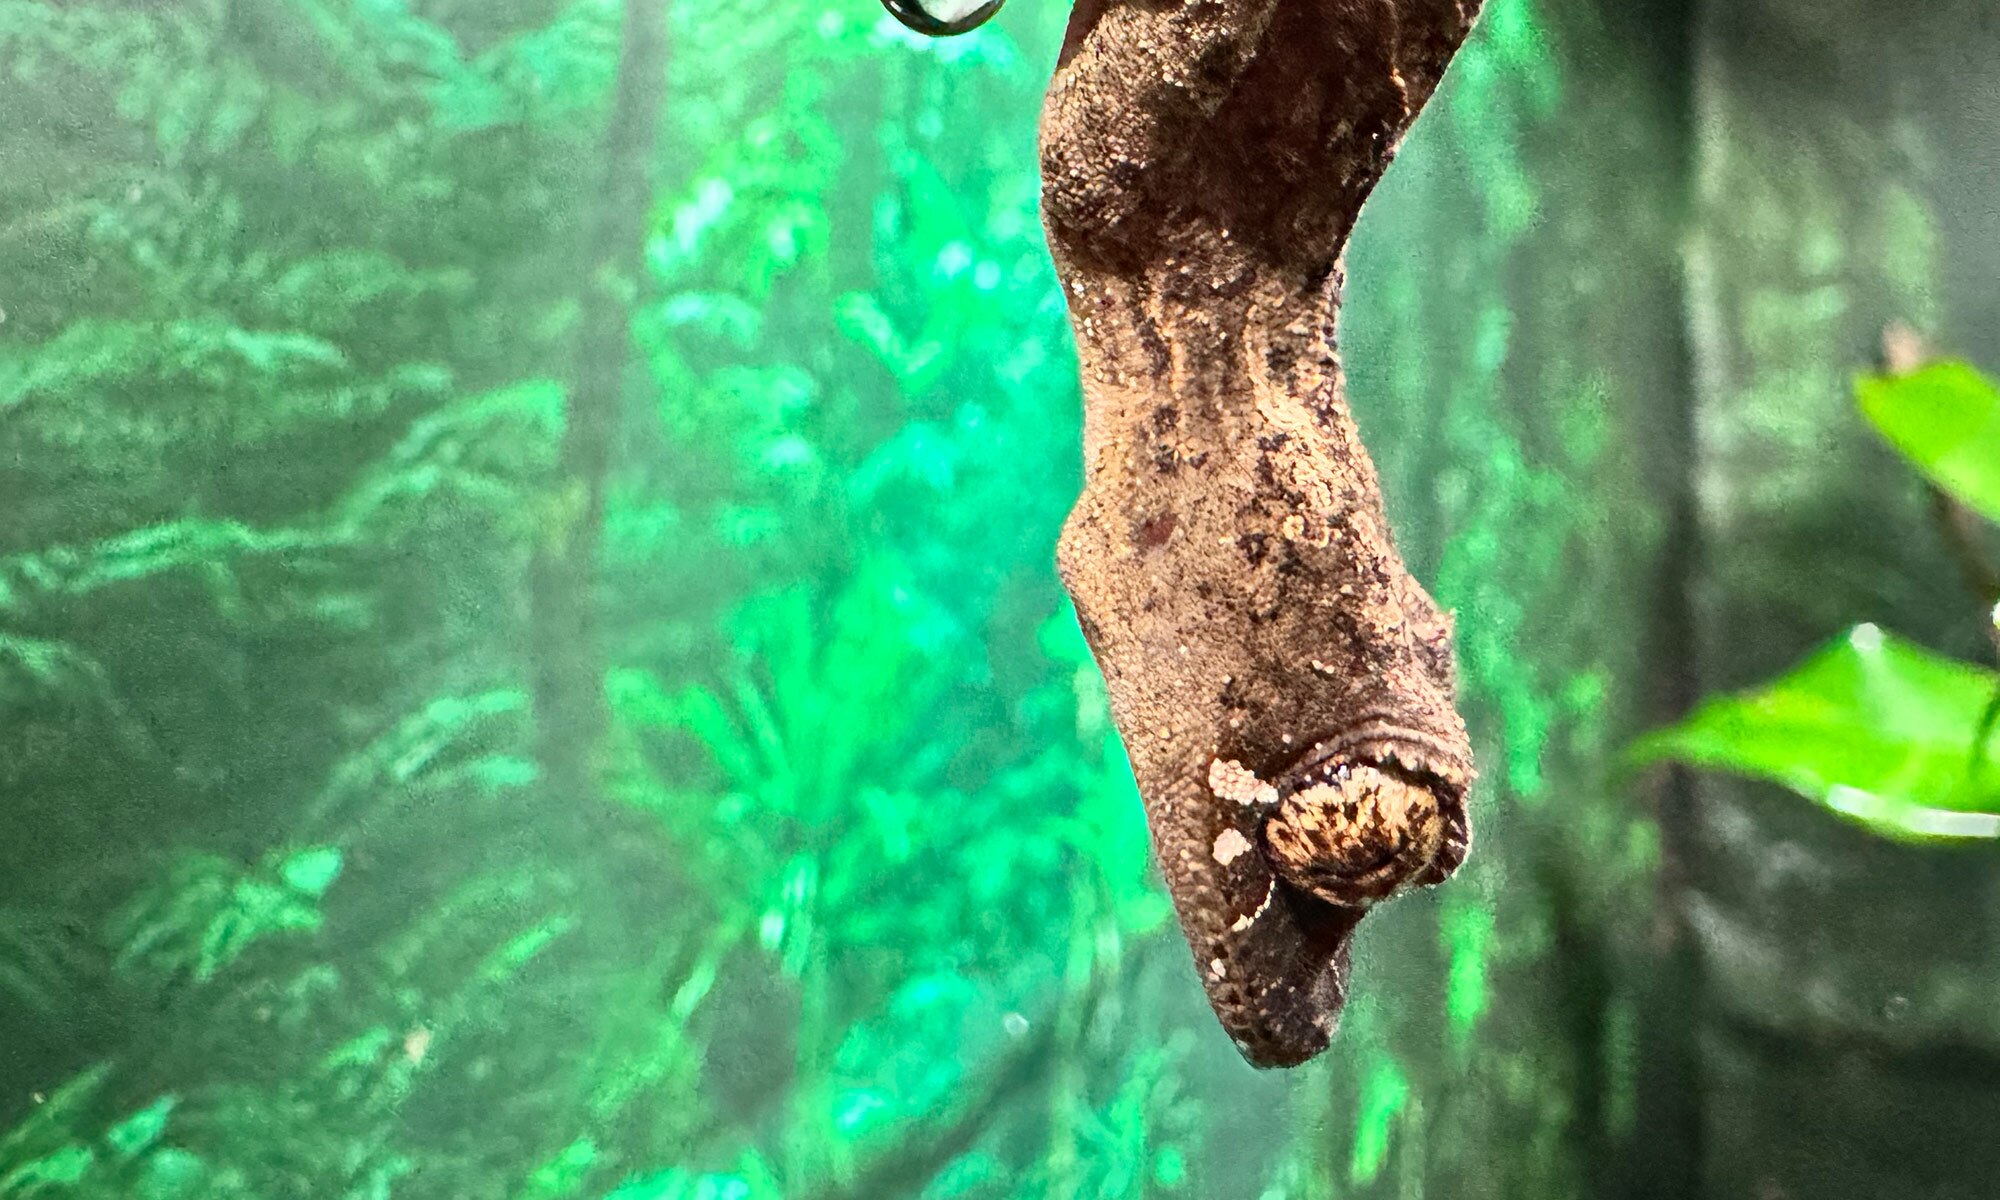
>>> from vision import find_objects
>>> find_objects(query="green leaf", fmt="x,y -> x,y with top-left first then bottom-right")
0,1143 -> 96,1191
1857,360 -> 2000,523
1632,625 -> 2000,839
105,1095 -> 175,1160
279,846 -> 344,897
476,917 -> 575,986
514,1137 -> 596,1200
831,292 -> 945,394
199,879 -> 322,981
0,1065 -> 111,1169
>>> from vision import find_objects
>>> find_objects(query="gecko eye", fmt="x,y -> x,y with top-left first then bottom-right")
880,0 -> 1005,36
1260,758 -> 1449,910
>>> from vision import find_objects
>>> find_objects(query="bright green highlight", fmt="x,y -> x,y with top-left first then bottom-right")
1349,1056 -> 1411,1186
1441,897 -> 1495,1050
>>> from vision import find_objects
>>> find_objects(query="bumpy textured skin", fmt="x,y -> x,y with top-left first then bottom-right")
1039,0 -> 1483,1067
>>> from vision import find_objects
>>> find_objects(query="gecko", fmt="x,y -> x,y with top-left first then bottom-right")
884,0 -> 1483,1068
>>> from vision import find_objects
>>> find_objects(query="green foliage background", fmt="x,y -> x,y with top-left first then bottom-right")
6,0 -> 1992,1198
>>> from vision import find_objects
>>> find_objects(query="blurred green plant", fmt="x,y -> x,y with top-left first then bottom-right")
1,0 -> 1209,1196
1634,357 -> 2000,840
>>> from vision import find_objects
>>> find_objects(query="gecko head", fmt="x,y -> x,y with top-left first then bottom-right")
879,0 -> 1005,36
1258,740 -> 1469,910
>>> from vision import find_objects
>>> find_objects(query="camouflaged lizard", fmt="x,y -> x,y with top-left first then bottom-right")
885,0 -> 1483,1067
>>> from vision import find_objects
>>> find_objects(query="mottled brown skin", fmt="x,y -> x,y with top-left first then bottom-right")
1040,0 -> 1482,1067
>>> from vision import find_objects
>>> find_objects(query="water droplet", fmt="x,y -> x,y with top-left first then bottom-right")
1882,994 -> 1911,1022
1002,1011 -> 1029,1036
881,0 -> 1004,36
